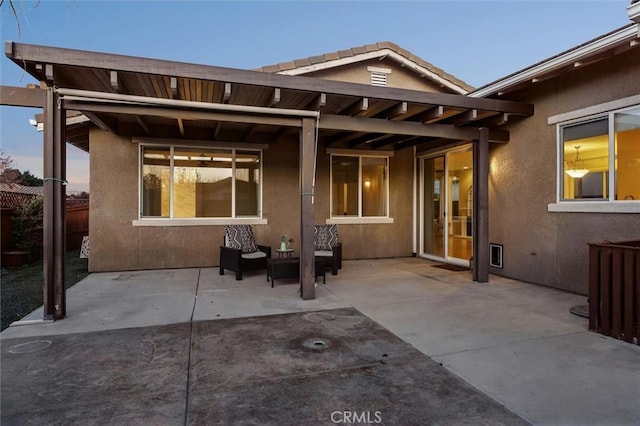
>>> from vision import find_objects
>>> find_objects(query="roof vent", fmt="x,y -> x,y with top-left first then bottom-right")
370,72 -> 387,87
367,66 -> 391,87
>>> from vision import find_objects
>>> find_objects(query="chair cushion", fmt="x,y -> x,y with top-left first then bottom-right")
315,250 -> 333,257
241,251 -> 267,260
225,225 -> 258,253
314,224 -> 339,250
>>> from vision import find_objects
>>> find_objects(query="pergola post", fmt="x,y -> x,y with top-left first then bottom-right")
43,86 -> 66,319
472,127 -> 489,283
300,117 -> 316,299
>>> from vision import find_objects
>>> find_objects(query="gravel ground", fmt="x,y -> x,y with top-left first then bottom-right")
1,250 -> 89,330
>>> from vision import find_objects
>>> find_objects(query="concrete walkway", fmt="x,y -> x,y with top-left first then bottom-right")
2,257 -> 639,425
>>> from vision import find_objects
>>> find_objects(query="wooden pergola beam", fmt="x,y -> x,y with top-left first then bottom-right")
270,88 -> 281,107
170,77 -> 178,98
369,135 -> 404,149
5,42 -> 534,116
61,100 -> 302,128
478,113 -> 510,127
340,98 -> 368,116
82,111 -> 117,133
305,93 -> 326,111
319,113 -> 509,142
0,85 -> 45,107
382,101 -> 408,119
110,71 -> 118,91
136,116 -> 152,135
347,133 -> 388,148
222,83 -> 232,103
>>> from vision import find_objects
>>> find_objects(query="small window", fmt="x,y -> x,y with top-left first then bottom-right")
331,154 -> 388,218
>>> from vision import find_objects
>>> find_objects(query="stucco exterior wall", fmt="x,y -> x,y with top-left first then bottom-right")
88,129 -> 415,272
489,48 -> 640,295
89,130 -> 228,272
305,58 -> 453,92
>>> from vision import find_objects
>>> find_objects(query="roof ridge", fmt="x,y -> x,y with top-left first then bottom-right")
256,41 -> 474,92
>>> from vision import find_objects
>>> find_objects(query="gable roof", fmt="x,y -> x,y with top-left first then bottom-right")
257,41 -> 474,95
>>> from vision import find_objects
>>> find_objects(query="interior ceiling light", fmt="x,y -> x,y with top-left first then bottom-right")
565,145 -> 589,179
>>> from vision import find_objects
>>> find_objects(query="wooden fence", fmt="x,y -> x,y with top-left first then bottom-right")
588,240 -> 640,345
0,204 -> 88,252
66,205 -> 89,250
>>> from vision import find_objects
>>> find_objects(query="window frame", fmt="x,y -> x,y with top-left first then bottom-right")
549,103 -> 640,214
135,143 -> 265,225
329,153 -> 391,222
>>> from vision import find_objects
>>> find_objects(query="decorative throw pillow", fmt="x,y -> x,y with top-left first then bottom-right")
314,224 -> 339,250
225,225 -> 258,253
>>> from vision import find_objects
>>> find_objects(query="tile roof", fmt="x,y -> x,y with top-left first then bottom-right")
1,184 -> 43,209
0,183 -> 44,196
256,41 -> 474,93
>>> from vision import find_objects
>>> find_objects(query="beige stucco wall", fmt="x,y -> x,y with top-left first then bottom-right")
489,47 -> 640,295
88,130 -> 415,272
305,58 -> 456,93
89,130 -> 228,272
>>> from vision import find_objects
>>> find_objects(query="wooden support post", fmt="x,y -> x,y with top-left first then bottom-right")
43,87 -> 66,319
472,127 -> 489,283
43,88 -> 55,320
300,117 -> 316,300
54,89 -> 67,318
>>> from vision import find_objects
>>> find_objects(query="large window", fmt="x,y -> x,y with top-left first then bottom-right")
331,155 -> 388,218
559,105 -> 640,202
141,146 -> 261,219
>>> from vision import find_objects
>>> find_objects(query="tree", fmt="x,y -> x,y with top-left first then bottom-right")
20,170 -> 43,186
0,0 -> 41,38
12,195 -> 43,259
0,149 -> 14,175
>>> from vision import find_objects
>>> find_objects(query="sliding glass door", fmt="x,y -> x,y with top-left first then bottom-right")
422,155 -> 445,257
421,147 -> 473,264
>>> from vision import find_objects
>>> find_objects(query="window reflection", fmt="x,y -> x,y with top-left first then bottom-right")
141,146 -> 261,219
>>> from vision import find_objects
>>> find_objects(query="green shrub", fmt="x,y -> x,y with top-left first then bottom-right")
12,195 -> 43,259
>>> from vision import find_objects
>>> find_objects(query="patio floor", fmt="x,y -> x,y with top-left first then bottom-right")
2,257 -> 639,425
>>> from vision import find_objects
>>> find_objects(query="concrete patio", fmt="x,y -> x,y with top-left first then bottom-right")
2,257 -> 639,425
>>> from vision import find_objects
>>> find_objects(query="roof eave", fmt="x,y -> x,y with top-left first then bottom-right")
628,1 -> 640,24
277,49 -> 472,95
469,23 -> 639,99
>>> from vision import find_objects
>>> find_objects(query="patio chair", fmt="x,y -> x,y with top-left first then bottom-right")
220,225 -> 271,280
314,224 -> 342,275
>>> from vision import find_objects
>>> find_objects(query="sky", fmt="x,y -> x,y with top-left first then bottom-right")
0,0 -> 634,193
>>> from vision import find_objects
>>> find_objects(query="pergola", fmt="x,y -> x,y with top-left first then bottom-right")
2,41 -> 533,320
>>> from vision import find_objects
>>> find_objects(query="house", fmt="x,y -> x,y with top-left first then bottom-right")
0,182 -> 44,209
1,4 -> 638,319
468,17 -> 640,294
